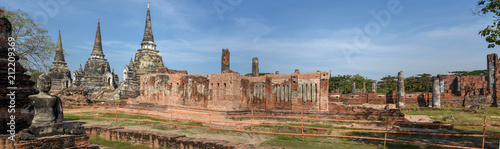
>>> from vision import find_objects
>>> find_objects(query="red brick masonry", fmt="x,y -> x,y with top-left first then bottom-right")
85,125 -> 283,149
134,70 -> 329,112
0,134 -> 89,149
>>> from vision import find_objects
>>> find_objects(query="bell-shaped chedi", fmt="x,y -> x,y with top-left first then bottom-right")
48,30 -> 72,94
133,1 -> 165,81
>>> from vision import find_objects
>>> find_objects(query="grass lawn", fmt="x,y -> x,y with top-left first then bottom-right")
66,108 -> 500,149
402,106 -> 500,134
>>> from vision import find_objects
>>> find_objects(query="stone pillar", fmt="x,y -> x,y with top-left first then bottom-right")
362,82 -> 366,93
221,49 -> 230,73
319,71 -> 329,111
487,54 -> 498,106
291,75 -> 298,104
252,57 -> 259,77
351,82 -> 356,93
397,71 -> 405,108
371,81 -> 377,93
432,78 -> 441,108
439,75 -> 444,93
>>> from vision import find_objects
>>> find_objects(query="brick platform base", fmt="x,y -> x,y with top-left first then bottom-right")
0,134 -> 89,149
85,125 -> 283,149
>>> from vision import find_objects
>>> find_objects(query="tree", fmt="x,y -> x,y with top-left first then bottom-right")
476,0 -> 500,48
378,75 -> 397,93
329,75 -> 352,93
350,74 -> 375,93
2,7 -> 56,73
404,73 -> 434,93
329,74 -> 375,93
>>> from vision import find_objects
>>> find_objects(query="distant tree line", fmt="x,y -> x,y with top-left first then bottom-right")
328,74 -> 375,94
448,70 -> 487,76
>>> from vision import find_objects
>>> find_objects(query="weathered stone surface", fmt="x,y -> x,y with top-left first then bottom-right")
488,53 -> 499,106
439,74 -> 444,93
252,57 -> 259,77
351,82 -> 356,93
65,123 -> 86,135
362,82 -> 366,93
432,78 -> 441,108
371,81 -> 377,93
397,71 -> 405,108
221,48 -> 230,73
48,30 -> 71,94
73,19 -> 118,94
18,129 -> 35,140
114,3 -> 164,100
27,74 -> 64,138
10,74 -> 89,148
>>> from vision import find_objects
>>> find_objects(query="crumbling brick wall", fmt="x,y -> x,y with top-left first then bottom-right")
242,72 -> 329,111
135,70 -> 329,111
179,75 -> 210,107
0,9 -> 37,134
329,92 -> 389,105
329,74 -> 492,108
438,75 -> 486,96
85,126 -> 282,149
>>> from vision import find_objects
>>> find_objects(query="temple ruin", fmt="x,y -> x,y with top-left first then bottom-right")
72,19 -> 119,93
108,2 -> 165,100
36,1 -> 500,113
130,49 -> 330,111
132,1 -> 165,81
48,31 -> 71,94
329,71 -> 492,108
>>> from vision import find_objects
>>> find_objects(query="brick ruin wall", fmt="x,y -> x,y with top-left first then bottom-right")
131,71 -> 329,111
329,75 -> 492,108
0,9 -> 37,134
85,126 -> 282,149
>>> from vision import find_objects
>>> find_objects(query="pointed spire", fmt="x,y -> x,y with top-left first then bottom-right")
91,19 -> 104,57
112,67 -> 115,74
53,30 -> 65,62
79,63 -> 83,71
141,1 -> 156,50
129,55 -> 134,67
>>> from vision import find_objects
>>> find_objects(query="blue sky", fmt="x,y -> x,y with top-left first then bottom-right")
0,0 -> 495,81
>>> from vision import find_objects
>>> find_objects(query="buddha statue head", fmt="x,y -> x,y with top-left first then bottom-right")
37,73 -> 51,93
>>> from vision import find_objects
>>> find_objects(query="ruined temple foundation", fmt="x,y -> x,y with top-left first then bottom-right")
85,126 -> 282,149
132,68 -> 329,112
